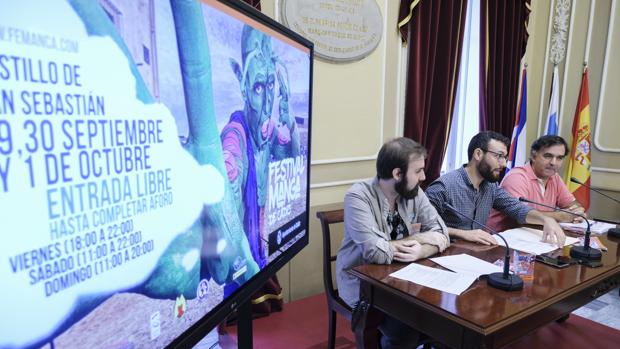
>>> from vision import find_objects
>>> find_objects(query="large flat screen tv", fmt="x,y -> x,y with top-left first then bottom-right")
0,0 -> 313,347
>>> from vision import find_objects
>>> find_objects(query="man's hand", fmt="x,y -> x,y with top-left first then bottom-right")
567,205 -> 586,223
555,205 -> 586,222
542,217 -> 566,247
462,229 -> 498,245
390,239 -> 423,262
555,210 -> 579,223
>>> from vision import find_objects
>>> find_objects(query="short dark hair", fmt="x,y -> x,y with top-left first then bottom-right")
530,135 -> 569,158
467,131 -> 510,161
376,137 -> 427,179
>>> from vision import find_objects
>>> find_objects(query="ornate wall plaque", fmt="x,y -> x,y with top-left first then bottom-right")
280,0 -> 383,63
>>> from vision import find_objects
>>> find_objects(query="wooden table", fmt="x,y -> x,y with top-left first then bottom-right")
349,234 -> 620,348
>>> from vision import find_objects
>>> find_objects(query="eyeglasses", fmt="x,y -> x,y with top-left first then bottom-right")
482,148 -> 508,162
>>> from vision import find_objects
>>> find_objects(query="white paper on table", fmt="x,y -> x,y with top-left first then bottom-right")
560,220 -> 616,235
390,263 -> 478,295
430,254 -> 502,278
494,227 -> 579,255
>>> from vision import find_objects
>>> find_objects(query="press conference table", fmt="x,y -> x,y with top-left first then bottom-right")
349,233 -> 620,349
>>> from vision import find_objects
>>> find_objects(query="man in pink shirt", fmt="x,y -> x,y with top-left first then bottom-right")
487,135 -> 585,232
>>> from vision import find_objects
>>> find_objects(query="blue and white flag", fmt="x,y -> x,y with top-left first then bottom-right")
507,67 -> 527,171
544,65 -> 559,135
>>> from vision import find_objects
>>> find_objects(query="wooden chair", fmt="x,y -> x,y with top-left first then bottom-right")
316,209 -> 437,349
316,209 -> 352,349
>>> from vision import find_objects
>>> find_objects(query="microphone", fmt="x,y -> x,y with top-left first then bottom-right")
444,203 -> 523,291
570,177 -> 620,238
518,197 -> 602,261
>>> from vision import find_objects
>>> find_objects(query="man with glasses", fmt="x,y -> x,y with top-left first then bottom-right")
487,135 -> 585,232
426,131 -> 566,246
336,137 -> 449,348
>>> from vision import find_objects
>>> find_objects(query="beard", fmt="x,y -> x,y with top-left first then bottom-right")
395,176 -> 419,200
478,160 -> 501,182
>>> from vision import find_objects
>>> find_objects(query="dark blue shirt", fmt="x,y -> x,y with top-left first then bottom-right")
426,166 -> 531,231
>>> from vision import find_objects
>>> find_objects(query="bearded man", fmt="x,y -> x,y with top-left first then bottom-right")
336,137 -> 449,349
425,131 -> 566,247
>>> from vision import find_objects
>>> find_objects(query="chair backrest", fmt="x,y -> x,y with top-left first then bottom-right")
316,209 -> 345,305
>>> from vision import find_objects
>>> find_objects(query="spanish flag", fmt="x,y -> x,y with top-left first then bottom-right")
565,68 -> 591,210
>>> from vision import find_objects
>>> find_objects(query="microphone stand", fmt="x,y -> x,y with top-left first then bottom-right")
570,177 -> 620,204
518,197 -> 602,261
570,177 -> 620,238
444,203 -> 523,291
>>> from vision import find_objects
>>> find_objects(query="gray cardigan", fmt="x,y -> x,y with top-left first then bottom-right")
335,178 -> 450,307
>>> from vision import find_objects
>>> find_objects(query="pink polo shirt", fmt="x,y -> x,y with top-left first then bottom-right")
487,163 -> 575,232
